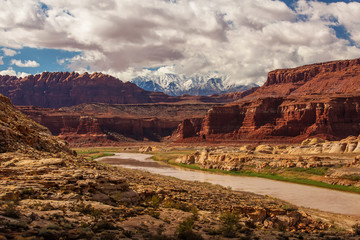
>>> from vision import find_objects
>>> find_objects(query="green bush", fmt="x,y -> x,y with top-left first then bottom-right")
353,223 -> 360,235
219,212 -> 240,238
92,220 -> 117,233
164,199 -> 193,212
176,217 -> 203,240
75,202 -> 102,219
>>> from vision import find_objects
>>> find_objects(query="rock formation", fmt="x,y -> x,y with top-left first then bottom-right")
176,136 -> 360,187
247,57 -> 360,99
18,103 -> 217,145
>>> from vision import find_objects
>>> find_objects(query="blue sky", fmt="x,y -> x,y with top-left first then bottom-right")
1,0 -> 360,84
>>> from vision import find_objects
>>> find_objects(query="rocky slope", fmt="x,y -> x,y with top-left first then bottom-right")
175,58 -> 360,142
0,94 -> 72,155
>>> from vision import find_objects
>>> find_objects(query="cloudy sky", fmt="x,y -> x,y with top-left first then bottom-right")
0,0 -> 360,85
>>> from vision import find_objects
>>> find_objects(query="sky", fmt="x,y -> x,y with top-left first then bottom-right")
0,0 -> 360,85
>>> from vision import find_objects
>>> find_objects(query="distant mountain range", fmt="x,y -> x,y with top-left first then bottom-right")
130,73 -> 258,96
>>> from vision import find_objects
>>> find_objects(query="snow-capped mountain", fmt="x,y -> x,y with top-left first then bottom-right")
130,73 -> 258,96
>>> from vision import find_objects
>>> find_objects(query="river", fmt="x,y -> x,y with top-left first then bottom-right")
98,153 -> 360,216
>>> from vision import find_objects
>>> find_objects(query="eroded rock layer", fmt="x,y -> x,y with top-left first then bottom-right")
18,103 -> 217,145
246,58 -> 360,99
176,95 -> 360,142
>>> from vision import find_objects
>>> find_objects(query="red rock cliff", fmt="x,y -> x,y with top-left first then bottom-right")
246,58 -> 360,99
176,96 -> 360,142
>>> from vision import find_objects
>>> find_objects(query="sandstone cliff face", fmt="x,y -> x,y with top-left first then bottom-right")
18,103 -> 215,144
176,95 -> 360,141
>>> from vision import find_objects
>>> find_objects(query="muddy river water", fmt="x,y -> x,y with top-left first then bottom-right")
98,153 -> 360,216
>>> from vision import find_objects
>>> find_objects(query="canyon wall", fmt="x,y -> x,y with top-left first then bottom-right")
176,96 -> 360,142
18,103 -> 216,145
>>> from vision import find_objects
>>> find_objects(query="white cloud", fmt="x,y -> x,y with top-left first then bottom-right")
0,0 -> 359,85
1,48 -> 18,56
0,56 -> 3,65
0,67 -> 29,77
11,59 -> 40,67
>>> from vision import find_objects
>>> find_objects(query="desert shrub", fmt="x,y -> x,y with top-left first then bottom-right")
219,212 -> 240,238
175,216 -> 204,240
93,220 -> 117,233
164,199 -> 193,212
281,204 -> 298,211
149,209 -> 160,219
75,202 -> 102,219
353,223 -> 360,235
39,227 -> 59,240
151,194 -> 161,208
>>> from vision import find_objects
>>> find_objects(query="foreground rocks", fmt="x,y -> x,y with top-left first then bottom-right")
4,150 -> 354,240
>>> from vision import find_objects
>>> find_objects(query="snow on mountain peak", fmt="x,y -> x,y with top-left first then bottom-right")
130,72 -> 258,96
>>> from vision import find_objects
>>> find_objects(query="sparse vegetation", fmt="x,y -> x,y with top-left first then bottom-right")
219,211 -> 241,238
175,216 -> 204,240
162,161 -> 360,194
282,204 -> 298,211
164,199 -> 194,212
353,223 -> 360,235
75,202 -> 102,220
285,167 -> 329,176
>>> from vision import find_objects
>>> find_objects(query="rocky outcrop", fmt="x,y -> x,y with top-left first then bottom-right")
176,136 -> 360,187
